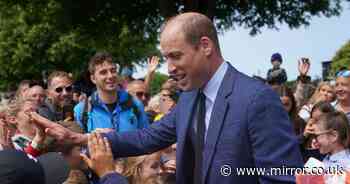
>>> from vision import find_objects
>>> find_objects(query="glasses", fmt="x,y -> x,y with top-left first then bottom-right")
311,130 -> 332,140
136,92 -> 150,99
336,70 -> 350,78
55,85 -> 73,93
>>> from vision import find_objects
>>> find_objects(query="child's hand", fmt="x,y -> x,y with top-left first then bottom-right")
81,133 -> 115,178
303,119 -> 316,137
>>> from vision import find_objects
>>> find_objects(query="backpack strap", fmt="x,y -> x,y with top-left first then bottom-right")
120,93 -> 141,121
81,96 -> 92,133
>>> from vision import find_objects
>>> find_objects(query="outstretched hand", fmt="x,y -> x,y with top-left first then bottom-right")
80,133 -> 115,178
28,111 -> 87,146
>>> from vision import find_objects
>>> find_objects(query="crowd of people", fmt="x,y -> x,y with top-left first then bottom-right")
0,12 -> 349,184
0,51 -> 179,184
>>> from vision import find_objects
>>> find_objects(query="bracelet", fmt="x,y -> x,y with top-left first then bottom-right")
31,141 -> 43,150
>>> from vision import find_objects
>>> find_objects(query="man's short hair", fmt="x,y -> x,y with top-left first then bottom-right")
161,13 -> 220,51
127,80 -> 145,91
47,71 -> 73,88
88,52 -> 114,74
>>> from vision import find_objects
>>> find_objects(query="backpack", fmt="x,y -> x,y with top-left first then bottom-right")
81,93 -> 141,133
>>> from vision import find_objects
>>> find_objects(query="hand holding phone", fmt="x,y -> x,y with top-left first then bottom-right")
298,57 -> 310,76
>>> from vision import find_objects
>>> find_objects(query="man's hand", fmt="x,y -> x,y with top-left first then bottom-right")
81,133 -> 115,178
94,128 -> 114,134
28,112 -> 87,146
147,56 -> 159,74
298,58 -> 310,76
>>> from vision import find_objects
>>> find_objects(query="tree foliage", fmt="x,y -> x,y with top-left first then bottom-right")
149,72 -> 168,96
331,40 -> 350,76
0,0 -> 347,89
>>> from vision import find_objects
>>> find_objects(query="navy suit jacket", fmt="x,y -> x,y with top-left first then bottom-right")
105,65 -> 303,184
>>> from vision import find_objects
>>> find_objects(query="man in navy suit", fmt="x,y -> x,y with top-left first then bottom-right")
31,12 -> 303,184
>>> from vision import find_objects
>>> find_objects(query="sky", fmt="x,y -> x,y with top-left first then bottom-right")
134,5 -> 350,81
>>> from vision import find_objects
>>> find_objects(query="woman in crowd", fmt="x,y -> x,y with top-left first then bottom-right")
299,82 -> 335,122
144,94 -> 161,124
14,80 -> 31,102
154,80 -> 178,121
4,100 -> 46,157
334,70 -> 350,121
123,152 -> 162,184
276,85 -> 305,135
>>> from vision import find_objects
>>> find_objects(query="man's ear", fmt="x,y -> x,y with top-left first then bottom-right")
330,130 -> 339,143
199,36 -> 213,56
90,74 -> 96,85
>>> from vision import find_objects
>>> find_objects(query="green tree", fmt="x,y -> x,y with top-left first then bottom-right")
330,40 -> 350,77
0,1 -> 160,89
149,72 -> 168,96
0,0 -> 348,89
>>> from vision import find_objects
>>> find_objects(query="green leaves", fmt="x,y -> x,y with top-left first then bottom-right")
0,0 -> 347,90
0,0 -> 159,90
331,40 -> 350,76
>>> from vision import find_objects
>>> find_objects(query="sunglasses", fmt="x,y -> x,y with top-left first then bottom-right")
136,92 -> 150,99
336,70 -> 350,78
55,85 -> 73,93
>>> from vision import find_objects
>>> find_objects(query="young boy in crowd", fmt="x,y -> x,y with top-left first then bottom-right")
267,52 -> 288,85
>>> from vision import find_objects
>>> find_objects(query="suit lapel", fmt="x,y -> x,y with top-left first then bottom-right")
202,65 -> 236,182
176,90 -> 199,184
177,91 -> 198,143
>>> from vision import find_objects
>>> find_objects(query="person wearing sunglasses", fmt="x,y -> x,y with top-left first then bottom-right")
127,80 -> 150,107
42,71 -> 74,121
334,69 -> 350,122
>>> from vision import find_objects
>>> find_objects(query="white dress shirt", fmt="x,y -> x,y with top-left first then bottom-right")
201,62 -> 228,139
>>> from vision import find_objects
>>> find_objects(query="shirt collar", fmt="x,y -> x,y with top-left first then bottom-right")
327,149 -> 350,162
93,89 -> 128,106
203,62 -> 228,103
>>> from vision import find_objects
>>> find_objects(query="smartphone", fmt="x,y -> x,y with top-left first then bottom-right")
302,58 -> 310,64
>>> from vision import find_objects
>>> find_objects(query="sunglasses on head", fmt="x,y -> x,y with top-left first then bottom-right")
55,85 -> 73,93
336,70 -> 350,78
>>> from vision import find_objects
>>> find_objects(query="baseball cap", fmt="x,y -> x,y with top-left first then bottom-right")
0,150 -> 70,184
